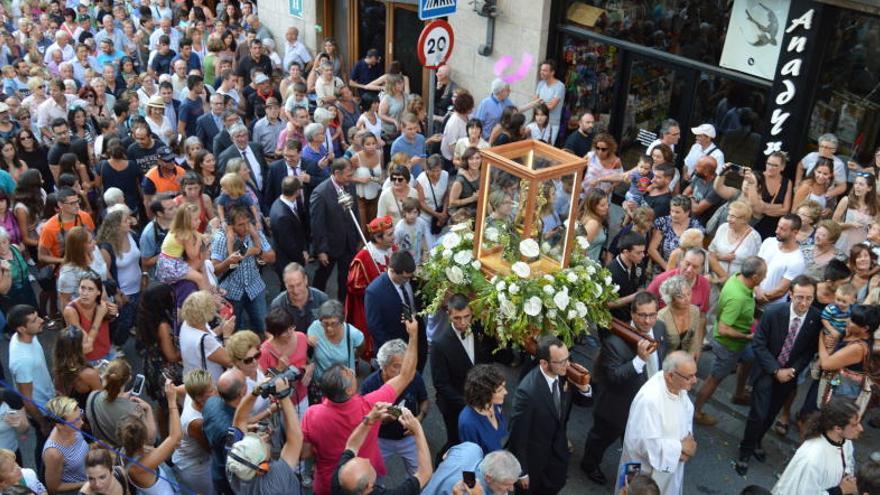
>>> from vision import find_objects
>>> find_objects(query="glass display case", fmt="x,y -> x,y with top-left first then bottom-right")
474,140 -> 587,277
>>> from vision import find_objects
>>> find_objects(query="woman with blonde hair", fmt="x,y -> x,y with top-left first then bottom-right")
668,228 -> 727,283
226,330 -> 272,417
42,396 -> 89,495
708,200 -> 762,276
145,95 -> 174,145
802,219 -> 846,281
179,290 -> 235,383
172,369 -> 216,495
155,204 -> 209,289
794,200 -> 823,245
378,74 -> 406,138
85,359 -> 156,448
658,275 -> 705,358
0,448 -> 45,494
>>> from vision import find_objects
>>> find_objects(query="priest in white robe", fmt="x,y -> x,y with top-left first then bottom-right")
616,351 -> 697,495
772,397 -> 862,495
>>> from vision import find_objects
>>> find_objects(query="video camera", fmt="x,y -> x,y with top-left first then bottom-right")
256,366 -> 303,399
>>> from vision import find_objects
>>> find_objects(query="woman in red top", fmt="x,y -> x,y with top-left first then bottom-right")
63,273 -> 115,362
258,306 -> 314,413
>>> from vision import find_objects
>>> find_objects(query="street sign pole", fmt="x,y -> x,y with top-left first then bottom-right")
427,69 -> 436,136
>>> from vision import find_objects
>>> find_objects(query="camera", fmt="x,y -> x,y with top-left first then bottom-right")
257,366 -> 302,399
387,406 -> 403,419
401,304 -> 413,322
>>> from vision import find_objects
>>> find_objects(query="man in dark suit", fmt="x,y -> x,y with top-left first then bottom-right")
264,139 -> 316,207
430,293 -> 495,454
508,336 -> 592,495
217,122 -> 269,211
736,275 -> 822,475
581,291 -> 667,485
269,176 -> 309,280
365,251 -> 428,372
195,93 -> 225,149
212,110 -> 240,156
309,158 -> 361,302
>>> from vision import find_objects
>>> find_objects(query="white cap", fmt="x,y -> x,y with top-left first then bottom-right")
690,123 -> 716,139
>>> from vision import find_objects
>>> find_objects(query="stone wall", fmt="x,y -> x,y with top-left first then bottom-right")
258,0 -> 320,59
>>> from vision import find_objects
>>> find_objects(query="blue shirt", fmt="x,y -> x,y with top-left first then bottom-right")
178,96 -> 204,136
390,133 -> 426,160
459,405 -> 507,454
0,169 -> 14,195
210,228 -> 272,300
173,52 -> 202,73
421,442 -> 489,495
202,396 -> 235,483
361,370 -> 428,440
474,94 -> 514,139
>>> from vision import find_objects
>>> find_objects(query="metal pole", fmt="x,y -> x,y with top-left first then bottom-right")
427,68 -> 437,136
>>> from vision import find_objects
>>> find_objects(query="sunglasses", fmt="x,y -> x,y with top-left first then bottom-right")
242,351 -> 261,365
595,147 -> 608,151
391,176 -> 406,183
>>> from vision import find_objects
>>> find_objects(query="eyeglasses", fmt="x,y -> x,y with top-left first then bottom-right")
673,370 -> 697,382
20,135 -> 32,140
242,351 -> 261,365
595,147 -> 608,152
391,176 -> 406,183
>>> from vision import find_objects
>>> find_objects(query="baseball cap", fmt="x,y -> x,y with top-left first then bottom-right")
0,102 -> 9,113
253,73 -> 270,85
690,123 -> 716,139
158,146 -> 176,162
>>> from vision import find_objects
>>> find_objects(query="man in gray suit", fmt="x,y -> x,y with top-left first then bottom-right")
580,291 -> 668,485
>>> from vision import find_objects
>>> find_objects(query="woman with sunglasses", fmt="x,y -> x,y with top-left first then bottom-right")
834,172 -> 879,254
377,164 -> 418,225
16,129 -> 51,189
226,330 -> 273,418
42,396 -> 88,495
582,132 -> 624,197
746,152 -> 792,240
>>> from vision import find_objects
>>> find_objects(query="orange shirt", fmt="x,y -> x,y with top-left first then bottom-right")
38,211 -> 95,259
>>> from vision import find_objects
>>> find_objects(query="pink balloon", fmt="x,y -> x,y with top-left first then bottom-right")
494,53 -> 534,84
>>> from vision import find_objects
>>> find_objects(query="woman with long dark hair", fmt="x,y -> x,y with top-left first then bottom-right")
15,129 -> 52,191
12,169 -> 44,259
63,273 -> 116,363
136,284 -> 181,403
834,172 -> 880,254
52,326 -> 101,411
0,139 -> 27,182
86,359 -> 156,448
95,139 -> 141,214
579,187 -> 610,263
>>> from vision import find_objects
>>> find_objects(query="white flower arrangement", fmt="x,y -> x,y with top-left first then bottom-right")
567,272 -> 579,283
576,236 -> 590,250
511,261 -> 531,278
484,226 -> 500,243
508,283 -> 520,294
553,291 -> 570,311
442,233 -> 462,250
523,296 -> 543,316
519,238 -> 540,258
453,250 -> 473,266
445,266 -> 464,284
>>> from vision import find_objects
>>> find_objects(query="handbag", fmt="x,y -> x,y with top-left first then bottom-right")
427,179 -> 445,235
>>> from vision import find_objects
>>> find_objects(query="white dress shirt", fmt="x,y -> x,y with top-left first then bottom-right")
238,146 -> 264,190
539,364 -> 592,396
631,326 -> 660,377
453,327 -> 475,364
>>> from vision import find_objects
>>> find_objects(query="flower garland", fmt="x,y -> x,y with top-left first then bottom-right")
417,222 -> 620,349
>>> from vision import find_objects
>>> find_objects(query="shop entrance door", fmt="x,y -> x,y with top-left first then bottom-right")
352,1 -> 426,96
390,4 -> 423,94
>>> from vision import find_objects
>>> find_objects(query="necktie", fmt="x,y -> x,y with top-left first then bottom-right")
552,379 -> 561,419
777,316 -> 802,366
400,283 -> 414,310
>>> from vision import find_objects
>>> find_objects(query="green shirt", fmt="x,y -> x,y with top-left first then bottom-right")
713,274 -> 755,352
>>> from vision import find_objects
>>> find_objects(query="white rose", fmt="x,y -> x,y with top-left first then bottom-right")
512,262 -> 531,278
508,283 -> 520,294
541,241 -> 552,253
445,266 -> 464,284
484,226 -> 500,243
500,299 -> 517,318
496,281 -> 507,292
442,249 -> 453,259
442,233 -> 462,250
471,260 -> 482,270
544,274 -> 555,282
543,285 -> 555,295
523,296 -> 543,316
519,238 -> 540,258
576,236 -> 590,250
566,271 -> 578,283
567,310 -> 578,319
453,250 -> 473,266
451,223 -> 469,233
592,284 -> 602,297
604,275 -> 612,285
547,309 -> 558,319
575,301 -> 588,318
586,265 -> 596,275
464,232 -> 474,242
613,284 -> 620,293
553,291 -> 570,311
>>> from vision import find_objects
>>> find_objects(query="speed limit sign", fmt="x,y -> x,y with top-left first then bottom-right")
417,20 -> 454,70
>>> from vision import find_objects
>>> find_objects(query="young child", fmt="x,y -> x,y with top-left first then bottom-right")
284,82 -> 309,115
624,155 -> 655,205
155,204 -> 209,289
864,221 -> 880,260
216,172 -> 262,259
820,283 -> 858,353
394,197 -> 431,263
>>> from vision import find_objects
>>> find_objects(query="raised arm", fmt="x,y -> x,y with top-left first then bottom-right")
385,317 -> 418,396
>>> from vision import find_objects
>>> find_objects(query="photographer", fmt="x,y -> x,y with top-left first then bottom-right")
226,375 -> 303,493
332,403 -> 432,495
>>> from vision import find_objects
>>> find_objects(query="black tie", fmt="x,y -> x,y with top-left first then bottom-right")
401,283 -> 414,310
552,379 -> 561,418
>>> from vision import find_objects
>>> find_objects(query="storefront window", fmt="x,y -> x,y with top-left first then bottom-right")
689,77 -> 768,167
563,0 -> 732,66
559,34 -> 620,130
808,10 -> 880,162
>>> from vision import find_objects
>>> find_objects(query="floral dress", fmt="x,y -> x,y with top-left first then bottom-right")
654,216 -> 704,261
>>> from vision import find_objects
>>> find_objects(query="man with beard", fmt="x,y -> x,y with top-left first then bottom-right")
754,214 -> 806,305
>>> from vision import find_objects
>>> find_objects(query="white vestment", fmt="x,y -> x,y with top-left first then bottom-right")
616,371 -> 693,495
772,435 -> 854,494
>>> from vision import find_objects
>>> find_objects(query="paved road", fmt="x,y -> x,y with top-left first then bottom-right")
3,267 -> 878,494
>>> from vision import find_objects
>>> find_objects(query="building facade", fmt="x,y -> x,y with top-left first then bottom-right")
261,0 -> 880,171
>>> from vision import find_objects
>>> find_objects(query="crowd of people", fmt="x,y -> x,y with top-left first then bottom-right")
0,0 -> 876,494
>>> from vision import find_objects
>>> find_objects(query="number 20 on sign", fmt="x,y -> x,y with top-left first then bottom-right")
417,20 -> 455,70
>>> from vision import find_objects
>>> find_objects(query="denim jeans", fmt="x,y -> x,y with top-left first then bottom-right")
233,291 -> 267,335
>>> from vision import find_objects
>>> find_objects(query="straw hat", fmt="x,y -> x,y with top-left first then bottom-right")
146,95 -> 165,110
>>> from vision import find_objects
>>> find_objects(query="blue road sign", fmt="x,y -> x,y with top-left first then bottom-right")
419,0 -> 457,20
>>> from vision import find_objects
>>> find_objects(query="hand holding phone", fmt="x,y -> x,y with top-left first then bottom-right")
462,471 -> 476,489
130,373 -> 145,397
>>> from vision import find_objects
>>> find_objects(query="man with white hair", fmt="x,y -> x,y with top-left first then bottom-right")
93,14 -> 125,53
617,351 -> 697,495
283,26 -> 312,72
148,17 -> 181,52
43,31 -> 74,63
217,123 -> 268,194
474,78 -> 515,140
422,443 -> 522,495
361,339 -> 429,476
102,187 -> 125,209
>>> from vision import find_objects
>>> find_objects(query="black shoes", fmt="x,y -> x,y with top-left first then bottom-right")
580,463 -> 608,485
753,448 -> 767,463
734,459 -> 749,476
